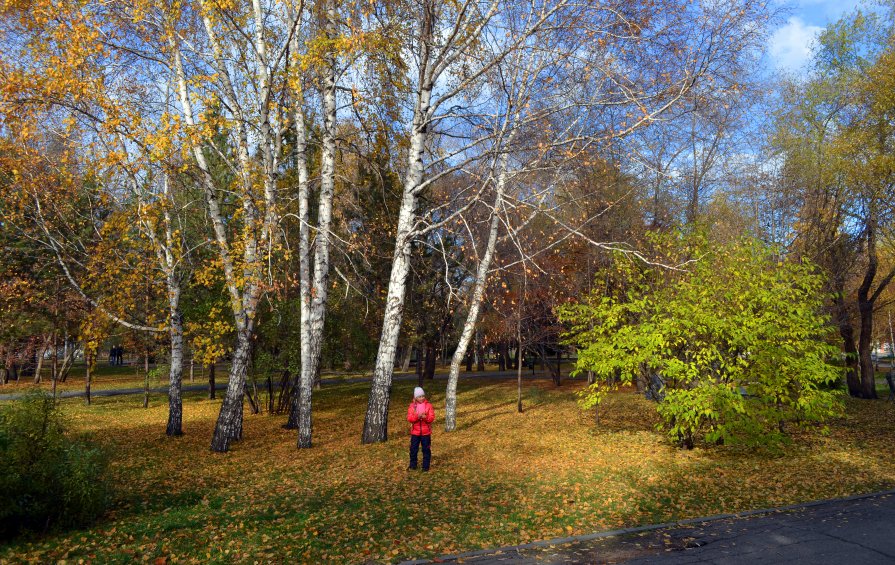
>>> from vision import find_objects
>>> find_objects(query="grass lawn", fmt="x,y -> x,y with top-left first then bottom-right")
1,379 -> 895,564
1,363 -> 157,393
0,363 -> 506,395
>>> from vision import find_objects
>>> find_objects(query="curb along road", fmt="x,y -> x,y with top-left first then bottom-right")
401,489 -> 895,564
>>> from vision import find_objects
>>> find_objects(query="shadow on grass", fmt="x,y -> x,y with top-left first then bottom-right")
7,379 -> 895,564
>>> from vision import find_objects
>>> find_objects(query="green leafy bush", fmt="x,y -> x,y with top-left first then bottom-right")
0,391 -> 109,538
559,234 -> 844,448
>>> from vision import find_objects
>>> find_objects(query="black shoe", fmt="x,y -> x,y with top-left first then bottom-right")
422,468 -> 429,472
407,466 -> 417,471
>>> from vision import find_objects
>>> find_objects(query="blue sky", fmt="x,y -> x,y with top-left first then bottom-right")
766,0 -> 866,73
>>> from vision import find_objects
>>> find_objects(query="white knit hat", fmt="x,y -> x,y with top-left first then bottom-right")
413,386 -> 425,398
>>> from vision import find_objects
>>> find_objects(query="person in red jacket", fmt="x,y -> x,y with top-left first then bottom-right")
407,386 -> 435,471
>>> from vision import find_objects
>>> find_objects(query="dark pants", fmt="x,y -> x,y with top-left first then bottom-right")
409,434 -> 431,470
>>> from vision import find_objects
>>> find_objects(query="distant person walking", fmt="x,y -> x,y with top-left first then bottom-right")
407,387 -> 435,472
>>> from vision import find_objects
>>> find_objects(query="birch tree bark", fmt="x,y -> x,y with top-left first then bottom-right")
444,176 -> 506,431
168,7 -> 284,450
281,0 -> 339,448
362,0 -> 512,444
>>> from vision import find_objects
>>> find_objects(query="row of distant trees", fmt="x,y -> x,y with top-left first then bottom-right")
0,0 -> 892,451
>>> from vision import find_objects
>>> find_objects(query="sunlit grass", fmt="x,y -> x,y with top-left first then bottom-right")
0,363 -> 510,395
1,379 -> 894,564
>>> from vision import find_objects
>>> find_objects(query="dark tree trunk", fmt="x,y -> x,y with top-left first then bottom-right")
282,369 -> 294,413
245,381 -> 260,415
857,298 -> 878,399
835,296 -> 861,396
476,335 -> 485,372
143,367 -> 150,409
535,346 -> 561,385
283,371 -> 300,429
51,331 -> 58,383
516,310 -> 523,413
554,347 -> 562,386
424,342 -> 436,381
51,333 -> 58,397
416,346 -> 424,387
208,361 -> 216,400
854,209 -> 889,399
84,357 -> 92,405
210,329 -> 252,452
497,342 -> 507,371
143,347 -> 150,408
279,370 -> 296,421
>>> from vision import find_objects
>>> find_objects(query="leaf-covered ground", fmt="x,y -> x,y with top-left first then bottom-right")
0,363 -> 152,393
0,362 -> 424,394
2,378 -> 894,564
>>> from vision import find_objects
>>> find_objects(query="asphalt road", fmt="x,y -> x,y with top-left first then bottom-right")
408,490 -> 895,564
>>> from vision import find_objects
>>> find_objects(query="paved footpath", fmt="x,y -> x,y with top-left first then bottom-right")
405,490 -> 895,564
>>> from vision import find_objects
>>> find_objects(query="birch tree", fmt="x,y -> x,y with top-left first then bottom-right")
362,0 -> 577,444
125,164 -> 192,436
0,0 -> 233,438
164,2 -> 292,451
285,0 -> 340,449
364,0 -> 769,442
170,0 -> 373,448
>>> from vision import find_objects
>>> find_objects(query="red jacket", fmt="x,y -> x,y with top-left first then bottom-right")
407,399 -> 435,436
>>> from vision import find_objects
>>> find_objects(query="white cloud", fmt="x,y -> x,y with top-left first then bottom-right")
768,17 -> 823,72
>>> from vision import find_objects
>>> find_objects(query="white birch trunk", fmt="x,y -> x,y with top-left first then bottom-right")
295,2 -> 338,448
283,1 -> 311,432
361,193 -> 417,443
161,180 -> 185,437
361,0 -> 442,442
170,33 -> 274,451
211,323 -> 254,450
170,42 -> 243,320
166,286 -> 184,436
444,169 -> 507,431
361,88 -> 431,443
